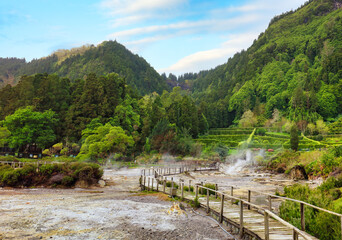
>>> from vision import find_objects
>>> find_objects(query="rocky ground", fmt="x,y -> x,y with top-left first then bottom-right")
0,168 -> 233,240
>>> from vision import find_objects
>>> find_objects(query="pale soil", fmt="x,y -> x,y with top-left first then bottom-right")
0,168 -> 232,240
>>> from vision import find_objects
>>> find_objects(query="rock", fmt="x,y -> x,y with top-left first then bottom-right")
75,180 -> 90,188
98,180 -> 106,187
276,163 -> 286,173
289,165 -> 308,180
48,174 -> 65,185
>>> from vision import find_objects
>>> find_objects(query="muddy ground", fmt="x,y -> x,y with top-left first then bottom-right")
0,168 -> 233,240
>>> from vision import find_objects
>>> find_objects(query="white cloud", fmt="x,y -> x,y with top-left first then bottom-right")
101,0 -> 186,15
159,33 -> 259,75
108,14 -> 261,40
99,0 -> 306,74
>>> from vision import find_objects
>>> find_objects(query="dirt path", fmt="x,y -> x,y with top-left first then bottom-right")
0,168 -> 231,240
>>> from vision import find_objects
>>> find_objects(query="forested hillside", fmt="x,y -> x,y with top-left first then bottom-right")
0,0 -> 342,160
0,41 -> 169,95
187,0 -> 342,128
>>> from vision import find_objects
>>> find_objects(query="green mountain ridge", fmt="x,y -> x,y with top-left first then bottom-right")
0,41 -> 169,95
184,0 -> 342,128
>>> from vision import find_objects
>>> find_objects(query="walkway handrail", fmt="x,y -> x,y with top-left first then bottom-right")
141,174 -> 316,240
140,166 -> 342,239
250,189 -> 342,217
195,184 -> 313,240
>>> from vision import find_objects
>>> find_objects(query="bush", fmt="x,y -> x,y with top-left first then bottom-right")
165,181 -> 178,189
2,170 -> 21,186
0,155 -> 17,162
77,166 -> 94,181
61,176 -> 74,186
202,183 -> 216,195
256,128 -> 266,136
0,162 -> 103,188
192,197 -> 201,208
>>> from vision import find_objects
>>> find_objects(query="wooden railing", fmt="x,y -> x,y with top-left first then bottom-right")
249,189 -> 342,236
137,166 -> 342,239
140,164 -> 219,177
140,175 -> 314,240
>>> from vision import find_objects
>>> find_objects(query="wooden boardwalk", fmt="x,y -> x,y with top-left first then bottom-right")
139,166 -> 328,240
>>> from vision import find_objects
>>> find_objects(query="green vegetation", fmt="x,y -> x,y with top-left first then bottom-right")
186,0 -> 342,128
0,41 -> 169,95
280,175 -> 342,239
2,106 -> 58,149
268,146 -> 342,178
0,0 -> 341,170
0,162 -> 102,187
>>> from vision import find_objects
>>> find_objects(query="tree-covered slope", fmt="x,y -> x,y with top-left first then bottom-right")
190,0 -> 342,128
0,41 -> 168,95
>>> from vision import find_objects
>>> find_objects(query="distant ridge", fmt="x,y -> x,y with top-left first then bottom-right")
0,41 -> 169,95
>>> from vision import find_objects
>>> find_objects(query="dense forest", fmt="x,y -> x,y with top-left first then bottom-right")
0,0 -> 341,160
0,41 -> 169,95
180,0 -> 342,128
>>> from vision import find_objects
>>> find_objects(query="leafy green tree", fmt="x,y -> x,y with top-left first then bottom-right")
0,126 -> 10,147
78,123 -> 134,161
239,110 -> 257,127
3,106 -> 58,149
290,124 -> 299,151
111,96 -> 140,133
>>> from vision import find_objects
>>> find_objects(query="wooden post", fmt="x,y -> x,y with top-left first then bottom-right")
195,185 -> 199,199
264,211 -> 269,240
151,178 -> 154,191
143,176 -> 146,190
239,200 -> 244,238
220,194 -> 224,223
247,190 -> 251,210
206,189 -> 210,213
293,229 -> 298,240
231,186 -> 234,204
268,195 -> 272,211
300,203 -> 305,231
215,184 -> 218,199
181,183 -> 184,200
163,180 -> 166,193
147,177 -> 150,191
188,180 -> 191,191
156,178 -> 159,192
340,216 -> 342,240
170,179 -> 174,196
200,182 -> 203,195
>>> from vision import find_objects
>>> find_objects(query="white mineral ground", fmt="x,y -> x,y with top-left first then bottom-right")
0,152 -> 321,240
0,167 -> 231,240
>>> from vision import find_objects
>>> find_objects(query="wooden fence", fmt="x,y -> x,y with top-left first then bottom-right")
138,167 -> 342,240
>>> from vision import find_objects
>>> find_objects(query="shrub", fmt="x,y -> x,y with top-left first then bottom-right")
60,147 -> 69,156
42,149 -> 50,155
256,128 -> 266,136
202,183 -> 216,195
2,170 -> 21,186
61,176 -> 74,186
192,197 -> 201,208
39,164 -> 61,176
0,155 -> 17,162
165,181 -> 178,189
77,166 -> 94,180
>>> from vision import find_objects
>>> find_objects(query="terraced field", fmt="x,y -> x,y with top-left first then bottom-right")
197,128 -> 341,150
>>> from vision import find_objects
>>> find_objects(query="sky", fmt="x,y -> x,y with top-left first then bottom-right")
0,0 -> 307,76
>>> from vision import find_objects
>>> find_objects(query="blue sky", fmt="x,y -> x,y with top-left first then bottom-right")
0,0 -> 306,75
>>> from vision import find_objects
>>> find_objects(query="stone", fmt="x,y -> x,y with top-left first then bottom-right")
289,165 -> 308,180
98,180 -> 106,187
